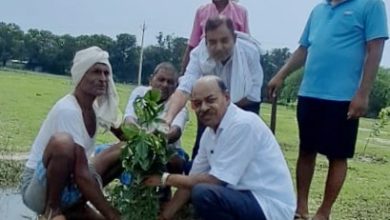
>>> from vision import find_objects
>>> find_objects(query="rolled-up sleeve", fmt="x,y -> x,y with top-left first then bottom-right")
171,107 -> 188,131
247,48 -> 263,102
177,48 -> 203,94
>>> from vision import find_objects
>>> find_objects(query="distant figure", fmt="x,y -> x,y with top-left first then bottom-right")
145,76 -> 296,220
166,16 -> 263,161
20,46 -> 126,220
268,0 -> 388,219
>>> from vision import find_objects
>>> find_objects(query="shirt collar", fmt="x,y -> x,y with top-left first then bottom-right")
214,103 -> 236,135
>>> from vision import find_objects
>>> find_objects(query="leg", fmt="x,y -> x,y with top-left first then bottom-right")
191,183 -> 266,220
64,203 -> 105,220
42,133 -> 76,218
313,158 -> 347,220
239,102 -> 260,115
295,149 -> 317,218
93,142 -> 125,186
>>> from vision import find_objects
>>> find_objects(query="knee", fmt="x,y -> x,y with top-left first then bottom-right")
46,133 -> 75,159
191,183 -> 215,207
167,156 -> 185,174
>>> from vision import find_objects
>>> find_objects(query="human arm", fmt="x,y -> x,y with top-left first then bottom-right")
74,145 -> 120,220
348,39 -> 386,119
267,46 -> 307,99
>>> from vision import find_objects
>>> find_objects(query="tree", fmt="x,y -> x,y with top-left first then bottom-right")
110,33 -> 139,82
0,22 -> 24,66
24,29 -> 60,73
367,68 -> 390,117
261,48 -> 291,101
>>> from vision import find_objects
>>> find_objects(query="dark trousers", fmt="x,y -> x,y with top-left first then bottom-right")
191,183 -> 266,220
191,102 -> 260,160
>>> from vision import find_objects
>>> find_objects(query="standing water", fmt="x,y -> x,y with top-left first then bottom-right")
0,188 -> 36,220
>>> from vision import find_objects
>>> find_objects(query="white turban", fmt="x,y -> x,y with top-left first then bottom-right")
71,46 -> 121,130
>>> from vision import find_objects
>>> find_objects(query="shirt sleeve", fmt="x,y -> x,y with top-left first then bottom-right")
177,47 -> 203,94
299,11 -> 313,48
189,131 -> 210,175
124,86 -> 147,120
55,109 -> 87,149
171,106 -> 188,131
364,0 -> 389,41
246,47 -> 263,102
209,123 -> 257,186
188,8 -> 203,48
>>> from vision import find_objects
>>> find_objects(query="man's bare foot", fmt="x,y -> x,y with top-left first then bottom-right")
311,213 -> 329,220
40,207 -> 66,220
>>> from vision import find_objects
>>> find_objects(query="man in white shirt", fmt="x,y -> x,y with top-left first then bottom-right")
165,15 -> 264,160
145,76 -> 296,220
124,62 -> 189,175
20,47 -> 124,220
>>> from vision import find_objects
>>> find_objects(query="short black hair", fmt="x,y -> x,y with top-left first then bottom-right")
215,77 -> 228,93
205,15 -> 235,37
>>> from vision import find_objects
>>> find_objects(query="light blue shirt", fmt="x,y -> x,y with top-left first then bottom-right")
299,0 -> 388,101
190,104 -> 296,220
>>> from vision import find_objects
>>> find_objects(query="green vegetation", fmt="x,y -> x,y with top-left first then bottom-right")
1,70 -> 390,219
111,90 -> 171,219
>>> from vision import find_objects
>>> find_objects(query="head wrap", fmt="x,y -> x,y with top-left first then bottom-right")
71,46 -> 121,129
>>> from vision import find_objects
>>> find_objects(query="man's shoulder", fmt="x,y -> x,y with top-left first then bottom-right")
226,106 -> 261,131
235,35 -> 261,56
49,95 -> 81,119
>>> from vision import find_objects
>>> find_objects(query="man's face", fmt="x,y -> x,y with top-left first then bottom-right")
150,69 -> 177,102
206,24 -> 235,62
78,63 -> 109,97
191,81 -> 230,130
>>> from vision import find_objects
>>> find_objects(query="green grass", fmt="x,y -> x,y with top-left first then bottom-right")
1,69 -> 390,219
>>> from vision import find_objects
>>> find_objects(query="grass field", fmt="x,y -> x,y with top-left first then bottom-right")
1,69 -> 390,219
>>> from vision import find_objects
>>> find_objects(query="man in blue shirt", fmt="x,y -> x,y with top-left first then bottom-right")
268,0 -> 388,219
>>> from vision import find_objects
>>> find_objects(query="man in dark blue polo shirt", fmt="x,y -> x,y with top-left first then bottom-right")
268,0 -> 388,219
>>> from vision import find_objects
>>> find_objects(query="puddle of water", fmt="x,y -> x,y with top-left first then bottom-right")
0,188 -> 36,220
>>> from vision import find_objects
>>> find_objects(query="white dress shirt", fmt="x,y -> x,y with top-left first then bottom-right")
190,103 -> 296,220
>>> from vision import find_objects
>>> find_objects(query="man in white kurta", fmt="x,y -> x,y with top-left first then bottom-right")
145,76 -> 295,220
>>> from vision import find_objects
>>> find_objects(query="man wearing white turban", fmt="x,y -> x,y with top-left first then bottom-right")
20,46 -> 123,220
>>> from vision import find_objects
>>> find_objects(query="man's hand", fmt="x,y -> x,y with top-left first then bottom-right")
159,207 -> 176,220
267,75 -> 284,99
348,91 -> 369,119
143,175 -> 161,187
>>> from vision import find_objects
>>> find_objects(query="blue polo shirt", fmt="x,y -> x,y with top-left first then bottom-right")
299,0 -> 388,101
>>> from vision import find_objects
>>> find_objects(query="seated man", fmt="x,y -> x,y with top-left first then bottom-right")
20,46 -> 125,220
124,62 -> 189,175
145,76 -> 296,220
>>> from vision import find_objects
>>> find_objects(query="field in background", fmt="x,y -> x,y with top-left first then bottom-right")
1,69 -> 390,219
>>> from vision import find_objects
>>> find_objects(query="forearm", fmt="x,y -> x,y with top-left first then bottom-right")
165,90 -> 189,125
358,39 -> 385,97
180,45 -> 194,74
166,173 -> 222,189
276,46 -> 307,79
161,189 -> 191,219
110,127 -> 125,141
167,126 -> 181,144
75,169 -> 114,218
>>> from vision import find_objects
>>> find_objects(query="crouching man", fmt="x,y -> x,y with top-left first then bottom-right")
145,76 -> 296,220
20,46 -> 124,220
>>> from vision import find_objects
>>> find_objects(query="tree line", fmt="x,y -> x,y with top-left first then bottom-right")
1,22 -> 388,117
